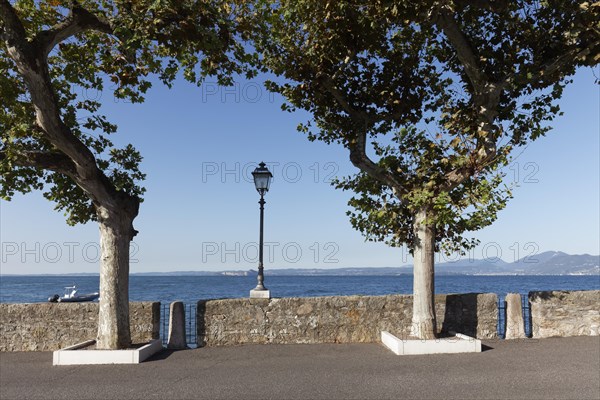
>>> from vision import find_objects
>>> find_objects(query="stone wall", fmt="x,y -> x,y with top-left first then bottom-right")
0,302 -> 160,351
529,290 -> 600,338
197,293 -> 498,347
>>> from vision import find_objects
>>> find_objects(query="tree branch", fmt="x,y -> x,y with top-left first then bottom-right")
435,6 -> 489,94
433,5 -> 508,191
1,1 -> 126,211
34,3 -> 113,58
441,150 -> 500,192
320,77 -> 371,124
0,150 -> 76,175
526,40 -> 600,82
0,0 -> 25,40
0,0 -> 35,66
318,77 -> 407,196
347,129 -> 408,198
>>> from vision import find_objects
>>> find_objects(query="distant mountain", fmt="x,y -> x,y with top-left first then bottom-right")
134,271 -> 219,276
508,252 -> 600,275
131,252 -> 598,276
265,267 -> 406,276
5,252 -> 596,276
424,252 -> 598,275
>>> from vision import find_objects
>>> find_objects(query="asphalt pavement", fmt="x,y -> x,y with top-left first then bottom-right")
1,336 -> 599,400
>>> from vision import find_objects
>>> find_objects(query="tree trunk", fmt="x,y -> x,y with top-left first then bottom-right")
96,206 -> 136,349
411,208 -> 437,339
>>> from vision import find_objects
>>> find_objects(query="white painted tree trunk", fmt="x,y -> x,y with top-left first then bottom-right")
96,209 -> 134,349
411,209 -> 437,339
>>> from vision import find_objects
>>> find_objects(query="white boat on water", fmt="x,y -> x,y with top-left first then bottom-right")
48,285 -> 100,303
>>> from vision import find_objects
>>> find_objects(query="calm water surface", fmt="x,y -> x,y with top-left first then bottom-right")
1,274 -> 598,304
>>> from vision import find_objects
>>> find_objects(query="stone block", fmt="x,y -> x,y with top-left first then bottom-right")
505,293 -> 526,339
167,301 -> 187,349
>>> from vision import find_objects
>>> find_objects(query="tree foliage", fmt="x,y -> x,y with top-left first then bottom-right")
334,127 -> 512,255
253,0 -> 599,253
1,0 -> 255,224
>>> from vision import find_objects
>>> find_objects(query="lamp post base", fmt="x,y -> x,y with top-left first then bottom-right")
250,289 -> 271,299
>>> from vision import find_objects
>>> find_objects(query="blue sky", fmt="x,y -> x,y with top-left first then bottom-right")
0,67 -> 598,274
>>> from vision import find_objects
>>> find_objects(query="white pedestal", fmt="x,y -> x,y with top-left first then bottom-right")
250,289 -> 271,299
53,339 -> 163,365
381,331 -> 482,355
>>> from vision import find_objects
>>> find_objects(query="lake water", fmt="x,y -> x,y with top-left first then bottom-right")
1,274 -> 599,304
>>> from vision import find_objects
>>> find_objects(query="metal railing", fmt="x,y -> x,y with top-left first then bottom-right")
160,303 -> 197,348
498,299 -> 507,339
522,296 -> 533,338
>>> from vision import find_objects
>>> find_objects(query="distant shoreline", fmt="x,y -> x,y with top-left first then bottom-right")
2,272 -> 599,277
3,252 -> 598,276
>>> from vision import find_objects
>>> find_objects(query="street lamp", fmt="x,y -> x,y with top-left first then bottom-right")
250,162 -> 273,299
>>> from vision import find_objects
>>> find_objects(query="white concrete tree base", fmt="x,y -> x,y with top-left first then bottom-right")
381,331 -> 482,355
53,339 -> 163,365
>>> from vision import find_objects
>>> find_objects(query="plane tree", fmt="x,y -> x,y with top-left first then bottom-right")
252,0 -> 599,338
0,0 -> 253,349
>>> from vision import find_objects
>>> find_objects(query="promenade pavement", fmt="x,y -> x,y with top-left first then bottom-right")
1,336 -> 599,400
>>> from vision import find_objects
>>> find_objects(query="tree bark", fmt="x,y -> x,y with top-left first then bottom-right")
411,208 -> 437,339
96,205 -> 136,349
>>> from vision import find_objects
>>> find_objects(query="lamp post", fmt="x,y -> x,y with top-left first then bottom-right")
250,162 -> 273,299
